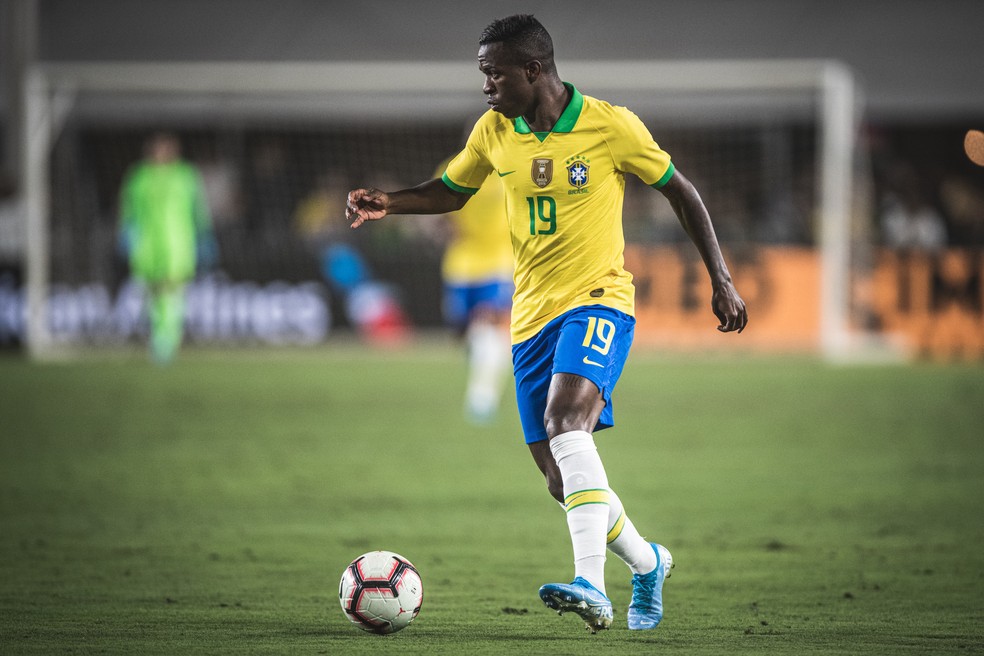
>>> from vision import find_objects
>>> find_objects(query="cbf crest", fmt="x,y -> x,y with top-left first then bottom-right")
565,155 -> 590,189
531,159 -> 553,188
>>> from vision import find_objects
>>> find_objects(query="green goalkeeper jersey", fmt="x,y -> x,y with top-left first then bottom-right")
120,161 -> 210,283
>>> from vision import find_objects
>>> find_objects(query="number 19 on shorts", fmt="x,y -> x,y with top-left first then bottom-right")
582,316 -> 616,355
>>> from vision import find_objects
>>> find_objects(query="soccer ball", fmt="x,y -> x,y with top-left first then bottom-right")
338,550 -> 423,634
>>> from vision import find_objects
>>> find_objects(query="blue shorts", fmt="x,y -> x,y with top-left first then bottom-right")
443,278 -> 513,329
512,305 -> 635,444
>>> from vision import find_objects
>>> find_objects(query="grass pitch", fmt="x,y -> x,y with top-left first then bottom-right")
1,344 -> 982,655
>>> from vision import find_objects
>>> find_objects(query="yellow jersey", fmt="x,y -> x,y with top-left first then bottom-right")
434,158 -> 513,285
442,83 -> 675,343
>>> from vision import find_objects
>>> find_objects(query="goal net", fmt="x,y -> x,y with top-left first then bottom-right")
14,60 -> 867,359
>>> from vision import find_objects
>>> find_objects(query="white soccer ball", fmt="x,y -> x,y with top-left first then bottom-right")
338,550 -> 423,634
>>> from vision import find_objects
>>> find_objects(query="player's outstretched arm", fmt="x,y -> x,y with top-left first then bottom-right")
658,169 -> 748,333
347,179 -> 469,229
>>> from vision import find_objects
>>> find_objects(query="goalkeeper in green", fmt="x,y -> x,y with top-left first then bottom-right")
119,132 -> 216,363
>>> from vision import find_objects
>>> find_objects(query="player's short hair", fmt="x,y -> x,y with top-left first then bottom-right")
479,14 -> 556,73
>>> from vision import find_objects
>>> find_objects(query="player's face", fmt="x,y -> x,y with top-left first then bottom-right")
148,135 -> 179,164
478,43 -> 533,120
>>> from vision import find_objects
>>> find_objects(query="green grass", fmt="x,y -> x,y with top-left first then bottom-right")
1,345 -> 983,655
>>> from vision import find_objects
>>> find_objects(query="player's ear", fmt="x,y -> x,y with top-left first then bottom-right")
525,60 -> 541,83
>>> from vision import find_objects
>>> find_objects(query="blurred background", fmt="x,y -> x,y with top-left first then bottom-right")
1,0 -> 983,360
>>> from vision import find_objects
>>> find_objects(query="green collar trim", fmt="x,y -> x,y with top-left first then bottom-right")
513,82 -> 583,141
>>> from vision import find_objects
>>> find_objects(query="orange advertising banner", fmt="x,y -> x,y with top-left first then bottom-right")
865,249 -> 984,359
625,245 -> 984,359
625,245 -> 819,351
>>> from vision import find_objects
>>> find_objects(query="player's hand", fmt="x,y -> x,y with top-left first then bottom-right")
711,281 -> 747,333
346,188 -> 389,228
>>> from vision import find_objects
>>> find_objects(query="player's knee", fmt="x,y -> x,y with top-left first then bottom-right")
543,408 -> 593,438
543,375 -> 604,438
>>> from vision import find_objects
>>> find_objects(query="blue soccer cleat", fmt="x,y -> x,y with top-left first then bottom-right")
627,543 -> 674,630
539,576 -> 613,633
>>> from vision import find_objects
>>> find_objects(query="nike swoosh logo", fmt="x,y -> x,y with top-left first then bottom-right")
582,356 -> 604,368
497,170 -> 515,177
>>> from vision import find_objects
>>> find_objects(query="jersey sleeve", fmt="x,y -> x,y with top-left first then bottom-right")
442,117 -> 495,195
611,107 -> 676,189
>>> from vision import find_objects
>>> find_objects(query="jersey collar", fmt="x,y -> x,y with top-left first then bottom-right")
513,82 -> 583,141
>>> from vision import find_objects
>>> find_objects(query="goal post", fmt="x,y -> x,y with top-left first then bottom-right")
20,59 -> 862,359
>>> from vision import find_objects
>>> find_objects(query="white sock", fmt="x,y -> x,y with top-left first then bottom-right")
550,430 -> 609,595
464,321 -> 510,419
606,489 -> 658,574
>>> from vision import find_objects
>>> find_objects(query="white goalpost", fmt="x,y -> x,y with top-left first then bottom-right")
21,59 -> 861,360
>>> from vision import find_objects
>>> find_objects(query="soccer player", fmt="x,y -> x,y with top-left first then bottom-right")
434,156 -> 514,424
346,14 -> 747,633
119,132 -> 215,363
